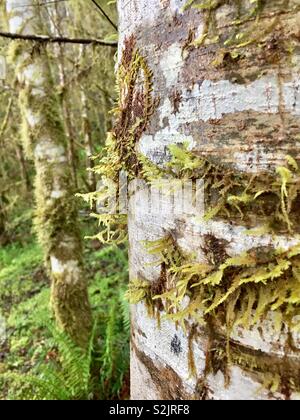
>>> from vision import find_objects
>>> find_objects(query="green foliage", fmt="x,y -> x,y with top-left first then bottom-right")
0,239 -> 129,400
1,325 -> 96,401
142,234 -> 300,338
146,143 -> 300,234
0,0 -> 128,401
0,240 -> 44,315
79,36 -> 156,246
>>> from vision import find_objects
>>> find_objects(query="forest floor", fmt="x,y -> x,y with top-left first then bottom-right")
0,216 -> 130,400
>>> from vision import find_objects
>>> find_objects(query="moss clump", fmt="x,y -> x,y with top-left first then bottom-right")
143,233 -> 300,332
81,36 -> 156,245
94,35 -> 156,183
182,0 -> 296,69
134,233 -> 300,394
142,142 -> 300,234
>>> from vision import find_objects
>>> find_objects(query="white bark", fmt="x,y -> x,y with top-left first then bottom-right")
119,0 -> 300,400
7,0 -> 91,347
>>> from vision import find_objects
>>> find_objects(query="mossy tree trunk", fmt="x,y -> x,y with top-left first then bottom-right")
53,2 -> 79,190
14,138 -> 30,192
7,0 -> 92,348
119,0 -> 300,400
0,193 -> 8,246
81,89 -> 97,193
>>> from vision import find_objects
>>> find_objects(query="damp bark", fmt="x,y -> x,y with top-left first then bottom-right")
118,0 -> 300,400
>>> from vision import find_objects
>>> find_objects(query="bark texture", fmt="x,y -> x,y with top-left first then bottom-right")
118,0 -> 300,400
7,0 -> 92,348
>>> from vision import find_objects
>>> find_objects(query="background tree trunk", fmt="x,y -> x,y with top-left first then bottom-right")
15,141 -> 30,192
81,89 -> 97,193
119,0 -> 300,400
7,0 -> 92,348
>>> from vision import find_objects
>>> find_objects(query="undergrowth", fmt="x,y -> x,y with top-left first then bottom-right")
0,235 -> 129,400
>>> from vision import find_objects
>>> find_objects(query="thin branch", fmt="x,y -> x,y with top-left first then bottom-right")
0,31 -> 117,47
90,0 -> 118,31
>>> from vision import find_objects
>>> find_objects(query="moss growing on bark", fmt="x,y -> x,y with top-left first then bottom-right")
10,37 -> 92,348
133,231 -> 300,394
142,142 -> 300,234
81,36 -> 156,245
182,0 -> 298,69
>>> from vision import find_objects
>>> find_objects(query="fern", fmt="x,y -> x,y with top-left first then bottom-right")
86,214 -> 128,245
119,289 -> 130,333
140,235 -> 300,336
99,300 -> 130,399
2,322 -> 96,400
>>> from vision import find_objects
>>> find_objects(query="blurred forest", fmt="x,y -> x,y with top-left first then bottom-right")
0,0 -> 130,400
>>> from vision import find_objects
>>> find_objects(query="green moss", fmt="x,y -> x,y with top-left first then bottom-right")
0,241 -> 44,316
0,239 -> 129,400
94,35 -> 155,182
134,233 -> 300,393
182,0 -> 296,69
13,38 -> 92,347
81,35 -> 156,246
142,142 -> 300,233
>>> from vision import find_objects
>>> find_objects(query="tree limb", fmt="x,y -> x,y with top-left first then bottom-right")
90,0 -> 118,31
0,31 -> 117,47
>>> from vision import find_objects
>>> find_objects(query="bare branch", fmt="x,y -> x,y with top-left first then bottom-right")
90,0 -> 118,31
0,31 -> 117,47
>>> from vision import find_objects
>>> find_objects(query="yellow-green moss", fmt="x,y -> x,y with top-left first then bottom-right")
14,38 -> 92,348
182,0 -> 297,68
81,35 -> 156,245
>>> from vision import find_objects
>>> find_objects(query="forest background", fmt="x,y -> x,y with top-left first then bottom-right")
0,0 -> 130,400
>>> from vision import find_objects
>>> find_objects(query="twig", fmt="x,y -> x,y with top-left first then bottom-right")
0,31 -> 117,47
90,0 -> 118,31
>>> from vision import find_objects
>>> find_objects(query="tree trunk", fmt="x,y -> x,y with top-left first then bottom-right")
0,193 -> 8,246
7,0 -> 92,348
15,141 -> 30,192
119,0 -> 300,400
81,89 -> 97,193
53,3 -> 79,190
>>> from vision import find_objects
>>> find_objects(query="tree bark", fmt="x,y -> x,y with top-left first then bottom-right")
7,0 -> 92,348
0,193 -> 8,246
119,0 -> 300,400
81,89 -> 97,193
52,4 -> 79,190
15,141 -> 30,192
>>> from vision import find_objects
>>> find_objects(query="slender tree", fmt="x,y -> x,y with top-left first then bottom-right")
7,0 -> 92,348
